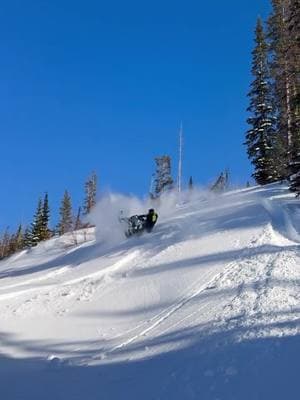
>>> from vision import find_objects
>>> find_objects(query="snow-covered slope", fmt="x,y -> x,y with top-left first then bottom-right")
1,184 -> 300,400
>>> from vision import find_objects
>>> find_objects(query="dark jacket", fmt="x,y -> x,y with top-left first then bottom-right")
143,210 -> 158,232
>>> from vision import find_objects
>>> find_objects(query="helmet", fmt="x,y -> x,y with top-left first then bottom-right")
149,208 -> 154,213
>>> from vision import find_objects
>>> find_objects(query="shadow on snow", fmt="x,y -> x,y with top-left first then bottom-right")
0,313 -> 300,400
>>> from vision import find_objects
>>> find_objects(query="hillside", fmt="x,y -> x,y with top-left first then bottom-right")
1,184 -> 300,400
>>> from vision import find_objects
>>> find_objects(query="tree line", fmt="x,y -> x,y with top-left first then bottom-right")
0,156 -> 196,261
0,155 -> 233,261
0,172 -> 97,260
245,0 -> 300,192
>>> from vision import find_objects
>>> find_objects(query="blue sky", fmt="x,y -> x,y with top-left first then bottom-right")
0,0 -> 271,231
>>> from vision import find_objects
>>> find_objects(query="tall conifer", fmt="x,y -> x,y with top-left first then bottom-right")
74,207 -> 83,230
246,18 -> 278,184
268,0 -> 292,172
153,156 -> 174,196
287,0 -> 300,192
9,224 -> 24,253
23,226 -> 33,248
83,172 -> 97,215
0,229 -> 11,259
31,198 -> 43,245
57,190 -> 73,235
40,193 -> 51,240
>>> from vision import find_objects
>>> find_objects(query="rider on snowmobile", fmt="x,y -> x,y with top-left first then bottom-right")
119,208 -> 158,237
139,209 -> 158,233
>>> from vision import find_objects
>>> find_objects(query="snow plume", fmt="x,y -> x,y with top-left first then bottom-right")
157,187 -> 210,217
88,188 -> 211,245
88,192 -> 146,245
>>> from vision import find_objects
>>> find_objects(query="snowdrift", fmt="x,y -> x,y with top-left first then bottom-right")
0,184 -> 300,400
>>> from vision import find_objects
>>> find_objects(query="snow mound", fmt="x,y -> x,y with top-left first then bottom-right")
0,183 -> 300,399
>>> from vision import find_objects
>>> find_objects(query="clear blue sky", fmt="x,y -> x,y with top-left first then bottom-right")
0,0 -> 271,231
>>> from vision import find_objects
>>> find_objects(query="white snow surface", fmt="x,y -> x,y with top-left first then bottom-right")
1,184 -> 300,399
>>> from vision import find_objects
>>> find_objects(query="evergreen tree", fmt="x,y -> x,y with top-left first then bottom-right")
0,228 -> 11,259
287,0 -> 300,192
268,0 -> 293,172
8,233 -> 17,255
289,154 -> 300,194
74,206 -> 83,230
287,0 -> 300,102
23,226 -> 33,248
83,172 -> 97,215
40,193 -> 51,240
57,190 -> 73,235
15,224 -> 24,250
211,172 -> 227,193
31,198 -> 43,245
153,156 -> 174,196
9,224 -> 24,253
246,18 -> 278,184
188,176 -> 194,191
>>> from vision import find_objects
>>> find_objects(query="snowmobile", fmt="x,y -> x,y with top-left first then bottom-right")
119,212 -> 147,238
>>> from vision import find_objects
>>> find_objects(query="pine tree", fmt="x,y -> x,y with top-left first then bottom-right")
0,228 -> 11,259
15,224 -> 24,250
8,233 -> 17,255
211,172 -> 226,193
268,0 -> 293,173
40,193 -> 51,240
31,198 -> 43,246
188,176 -> 193,191
153,156 -> 174,196
23,226 -> 33,248
9,224 -> 24,253
287,0 -> 300,192
57,190 -> 73,235
246,18 -> 279,185
287,0 -> 300,101
83,172 -> 97,215
74,206 -> 83,230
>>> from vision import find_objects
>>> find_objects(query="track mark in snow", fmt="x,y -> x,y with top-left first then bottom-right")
213,223 -> 300,340
0,250 -> 143,318
0,250 -> 140,303
64,250 -> 141,286
96,235 -> 259,358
